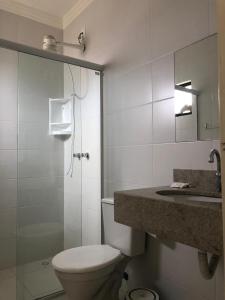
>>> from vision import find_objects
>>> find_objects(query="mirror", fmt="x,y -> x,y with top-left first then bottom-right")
174,34 -> 219,142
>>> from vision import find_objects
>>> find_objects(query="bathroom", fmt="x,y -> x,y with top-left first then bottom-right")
0,0 -> 224,299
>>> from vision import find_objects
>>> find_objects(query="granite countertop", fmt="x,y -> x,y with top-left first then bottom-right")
114,186 -> 223,255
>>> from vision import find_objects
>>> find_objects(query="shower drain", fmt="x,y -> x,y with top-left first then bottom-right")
41,260 -> 50,267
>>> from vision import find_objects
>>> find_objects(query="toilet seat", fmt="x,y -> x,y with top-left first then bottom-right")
52,245 -> 121,274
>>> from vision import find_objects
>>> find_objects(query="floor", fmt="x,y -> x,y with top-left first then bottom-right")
0,267 -> 16,299
53,296 -> 67,300
0,258 -> 63,300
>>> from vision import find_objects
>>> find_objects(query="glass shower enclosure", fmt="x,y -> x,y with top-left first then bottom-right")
0,39 -> 103,300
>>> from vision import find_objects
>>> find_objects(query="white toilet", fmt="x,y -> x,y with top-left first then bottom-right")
52,198 -> 146,300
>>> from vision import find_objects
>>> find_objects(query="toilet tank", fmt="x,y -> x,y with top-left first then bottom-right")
102,198 -> 145,257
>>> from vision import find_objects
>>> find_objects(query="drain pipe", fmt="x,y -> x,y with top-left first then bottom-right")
198,250 -> 220,280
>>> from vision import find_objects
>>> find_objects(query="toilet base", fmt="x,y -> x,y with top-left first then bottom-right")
55,256 -> 130,300
93,256 -> 130,300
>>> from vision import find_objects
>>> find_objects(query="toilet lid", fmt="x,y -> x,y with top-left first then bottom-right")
52,245 -> 121,273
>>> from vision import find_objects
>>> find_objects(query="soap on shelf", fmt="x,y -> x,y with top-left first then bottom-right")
170,182 -> 190,189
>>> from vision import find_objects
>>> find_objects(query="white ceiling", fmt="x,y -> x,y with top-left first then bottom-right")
0,0 -> 94,28
13,0 -> 79,18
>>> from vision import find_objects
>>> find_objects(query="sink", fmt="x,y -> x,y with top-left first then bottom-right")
156,190 -> 222,203
115,186 -> 223,255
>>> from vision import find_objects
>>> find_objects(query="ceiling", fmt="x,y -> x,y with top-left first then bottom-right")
13,0 -> 79,18
0,0 -> 94,28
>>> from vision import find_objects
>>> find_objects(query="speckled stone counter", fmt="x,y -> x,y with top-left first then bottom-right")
114,186 -> 223,255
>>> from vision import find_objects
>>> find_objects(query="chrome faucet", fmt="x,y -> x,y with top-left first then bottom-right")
208,149 -> 221,193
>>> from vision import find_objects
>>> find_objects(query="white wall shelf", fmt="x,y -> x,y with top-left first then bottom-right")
49,98 -> 73,135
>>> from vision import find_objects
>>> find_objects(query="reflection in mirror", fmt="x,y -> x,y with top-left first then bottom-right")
175,34 -> 218,142
175,83 -> 198,142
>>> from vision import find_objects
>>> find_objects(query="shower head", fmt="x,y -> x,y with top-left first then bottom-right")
42,32 -> 86,53
42,35 -> 58,52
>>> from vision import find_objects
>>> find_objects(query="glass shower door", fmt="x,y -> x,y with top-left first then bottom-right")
16,52 -> 82,300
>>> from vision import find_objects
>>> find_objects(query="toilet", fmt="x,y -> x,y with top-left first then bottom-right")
52,198 -> 146,300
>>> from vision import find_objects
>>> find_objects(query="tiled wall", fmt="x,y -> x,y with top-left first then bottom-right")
64,64 -> 82,250
81,69 -> 101,246
17,53 -> 64,264
64,66 -> 101,248
0,11 -> 63,270
64,0 -> 224,299
0,48 -> 17,269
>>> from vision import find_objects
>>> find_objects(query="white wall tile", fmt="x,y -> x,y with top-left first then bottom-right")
64,187 -> 82,249
0,239 -> 16,269
212,139 -> 220,151
159,242 -> 215,299
18,53 -> 63,124
64,176 -> 82,249
105,180 -> 151,197
103,180 -> 112,198
82,115 -> 101,179
147,237 -> 217,300
0,179 -> 17,209
18,122 -> 63,151
81,69 -> 100,117
0,208 -> 16,239
104,63 -> 152,114
0,50 -> 18,270
82,209 -> 101,246
106,145 -> 153,187
81,68 -> 102,246
149,0 -> 209,58
153,98 -> 175,143
152,54 -> 174,101
0,121 -> 17,150
18,150 -> 63,178
0,48 -> 17,122
209,0 -> 217,35
103,69 -> 123,114
82,178 -> 101,211
119,63 -> 152,109
0,150 -> 17,179
0,268 -> 16,300
106,104 -> 152,147
64,68 -> 101,248
18,205 -> 63,227
153,141 -> 214,186
18,177 -> 63,208
63,65 -> 82,250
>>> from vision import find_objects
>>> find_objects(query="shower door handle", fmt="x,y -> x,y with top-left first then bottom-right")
73,153 -> 82,160
81,152 -> 90,160
73,153 -> 90,160
81,153 -> 90,160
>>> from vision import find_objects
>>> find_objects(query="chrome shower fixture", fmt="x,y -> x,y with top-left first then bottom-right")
42,32 -> 86,52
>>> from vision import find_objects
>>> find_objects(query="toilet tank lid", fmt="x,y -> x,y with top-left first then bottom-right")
52,245 -> 121,273
101,198 -> 114,205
